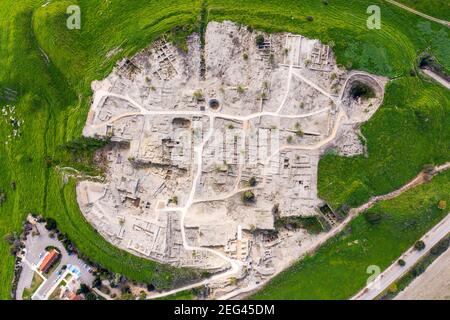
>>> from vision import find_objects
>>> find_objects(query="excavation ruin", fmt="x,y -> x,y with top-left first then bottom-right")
77,21 -> 386,298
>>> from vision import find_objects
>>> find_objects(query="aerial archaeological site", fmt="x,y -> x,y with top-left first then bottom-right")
1,0 -> 449,303
78,21 -> 385,298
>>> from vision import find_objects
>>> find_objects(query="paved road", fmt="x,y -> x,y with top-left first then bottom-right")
395,244 -> 450,300
385,0 -> 450,27
352,212 -> 450,300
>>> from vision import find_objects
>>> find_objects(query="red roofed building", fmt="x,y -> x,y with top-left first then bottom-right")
68,292 -> 83,301
39,249 -> 60,273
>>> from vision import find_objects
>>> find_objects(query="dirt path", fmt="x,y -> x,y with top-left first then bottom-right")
385,0 -> 450,27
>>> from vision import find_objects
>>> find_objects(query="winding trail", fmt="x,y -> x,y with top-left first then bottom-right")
222,162 -> 450,300
88,69 -> 386,300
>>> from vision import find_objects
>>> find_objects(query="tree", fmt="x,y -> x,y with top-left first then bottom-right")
92,277 -> 102,288
255,35 -> 265,47
45,218 -> 57,231
85,292 -> 97,300
365,212 -> 382,225
77,283 -> 90,295
0,189 -> 6,206
236,84 -> 246,94
242,191 -> 255,203
414,240 -> 426,251
388,283 -> 398,294
438,200 -> 447,210
248,177 -> 257,187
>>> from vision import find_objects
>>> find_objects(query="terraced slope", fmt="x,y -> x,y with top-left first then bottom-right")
0,0 -> 449,299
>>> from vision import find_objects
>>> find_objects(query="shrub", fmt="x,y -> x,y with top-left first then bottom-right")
77,283 -> 90,294
397,259 -> 406,267
364,212 -> 382,225
350,82 -> 375,100
93,277 -> 102,288
236,85 -> 246,94
248,177 -> 257,187
306,16 -> 314,22
388,283 -> 398,293
193,90 -> 204,101
295,130 -> 304,137
242,191 -> 256,203
411,265 -> 425,277
438,200 -> 447,210
255,35 -> 265,47
85,292 -> 97,300
0,189 -> 6,206
45,218 -> 57,231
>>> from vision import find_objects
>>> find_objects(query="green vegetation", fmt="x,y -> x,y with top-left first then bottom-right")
380,234 -> 450,300
247,176 -> 257,187
22,273 -> 43,300
255,34 -> 265,46
275,216 -> 324,235
349,82 -> 375,100
414,240 -> 426,251
156,289 -> 196,300
319,77 -> 449,210
193,89 -> 204,101
252,172 -> 450,299
0,0 -> 204,299
0,0 -> 448,299
242,190 -> 256,203
397,0 -> 450,21
0,189 -> 6,207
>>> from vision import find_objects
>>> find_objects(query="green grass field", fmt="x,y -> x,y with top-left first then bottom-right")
0,0 -> 449,299
318,77 -> 450,210
397,0 -> 450,21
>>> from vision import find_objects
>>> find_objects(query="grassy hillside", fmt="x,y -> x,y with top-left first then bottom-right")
319,77 -> 450,210
0,0 -> 204,299
0,0 -> 449,299
397,0 -> 450,21
252,171 -> 450,300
